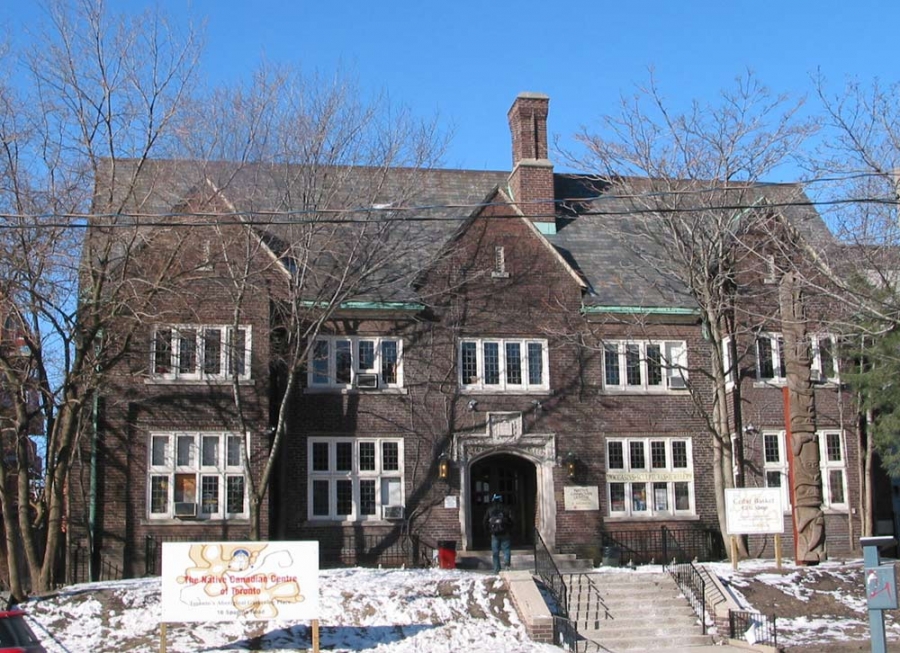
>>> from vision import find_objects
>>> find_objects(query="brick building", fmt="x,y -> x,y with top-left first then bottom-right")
72,93 -> 861,575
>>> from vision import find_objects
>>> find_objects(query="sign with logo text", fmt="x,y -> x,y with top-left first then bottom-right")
160,541 -> 319,622
725,488 -> 785,535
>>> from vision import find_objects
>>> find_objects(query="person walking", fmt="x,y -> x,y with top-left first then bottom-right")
483,493 -> 513,573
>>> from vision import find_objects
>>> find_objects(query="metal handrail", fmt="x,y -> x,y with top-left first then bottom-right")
661,525 -> 692,567
534,528 -> 569,618
667,561 -> 708,635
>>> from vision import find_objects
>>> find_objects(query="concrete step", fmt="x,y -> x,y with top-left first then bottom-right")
565,570 -> 713,652
455,549 -> 593,571
583,633 -> 714,651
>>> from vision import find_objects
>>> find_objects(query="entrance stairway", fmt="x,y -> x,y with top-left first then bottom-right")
566,570 -> 714,651
455,548 -> 593,572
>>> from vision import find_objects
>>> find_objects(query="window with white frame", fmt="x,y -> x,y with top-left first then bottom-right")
606,437 -> 694,517
458,338 -> 549,392
820,431 -> 847,508
762,431 -> 790,509
152,325 -> 251,381
756,332 -> 839,384
309,336 -> 403,390
308,438 -> 404,521
602,341 -> 688,392
810,334 -> 839,383
148,432 -> 247,520
759,430 -> 847,510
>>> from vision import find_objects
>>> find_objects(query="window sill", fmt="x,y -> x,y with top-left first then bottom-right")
458,388 -> 551,396
304,387 -> 408,395
144,378 -> 254,386
605,514 -> 699,522
143,517 -> 250,525
305,518 -> 404,525
601,388 -> 690,395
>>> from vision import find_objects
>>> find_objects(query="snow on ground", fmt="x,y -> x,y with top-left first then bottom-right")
16,558 -> 900,652
21,568 -> 561,653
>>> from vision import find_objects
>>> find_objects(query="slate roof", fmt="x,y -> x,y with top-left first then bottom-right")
93,159 -> 836,309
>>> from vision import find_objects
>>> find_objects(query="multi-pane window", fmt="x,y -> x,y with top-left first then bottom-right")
458,338 -> 549,392
602,341 -> 688,391
152,325 -> 251,381
606,438 -> 694,517
763,431 -> 790,509
148,432 -> 247,520
757,333 -> 839,384
761,431 -> 847,510
810,334 -> 839,383
820,431 -> 847,508
309,337 -> 403,390
308,438 -> 404,521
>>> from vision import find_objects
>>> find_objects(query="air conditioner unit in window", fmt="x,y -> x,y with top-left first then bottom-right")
173,502 -> 197,518
382,505 -> 404,520
668,374 -> 687,389
355,373 -> 379,389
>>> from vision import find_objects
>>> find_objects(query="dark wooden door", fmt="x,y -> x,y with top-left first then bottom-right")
470,454 -> 536,549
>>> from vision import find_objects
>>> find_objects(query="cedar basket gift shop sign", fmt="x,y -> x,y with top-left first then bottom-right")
159,541 -> 320,652
724,487 -> 785,568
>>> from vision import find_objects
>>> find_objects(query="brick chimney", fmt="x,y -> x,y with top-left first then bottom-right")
507,92 -> 555,233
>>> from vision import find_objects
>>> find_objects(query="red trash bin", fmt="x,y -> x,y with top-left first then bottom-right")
437,540 -> 457,569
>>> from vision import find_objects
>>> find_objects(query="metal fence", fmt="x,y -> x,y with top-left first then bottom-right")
594,526 -> 725,566
69,546 -> 122,584
729,610 -> 777,648
144,532 -> 433,577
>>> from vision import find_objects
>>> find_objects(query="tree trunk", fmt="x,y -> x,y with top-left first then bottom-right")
779,272 -> 826,564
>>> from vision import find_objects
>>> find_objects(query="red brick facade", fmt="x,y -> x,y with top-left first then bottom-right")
72,93 -> 864,576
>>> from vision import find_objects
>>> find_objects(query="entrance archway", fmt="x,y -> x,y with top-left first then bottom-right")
470,454 -> 536,549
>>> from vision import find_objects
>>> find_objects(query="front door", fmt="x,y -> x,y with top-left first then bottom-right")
470,453 -> 536,549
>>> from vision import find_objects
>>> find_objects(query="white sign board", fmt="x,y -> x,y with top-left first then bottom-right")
161,541 -> 319,622
564,486 -> 600,511
725,488 -> 785,535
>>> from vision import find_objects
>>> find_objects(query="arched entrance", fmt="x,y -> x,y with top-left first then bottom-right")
470,453 -> 536,549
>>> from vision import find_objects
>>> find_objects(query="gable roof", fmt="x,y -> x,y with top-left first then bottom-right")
93,160 -> 835,310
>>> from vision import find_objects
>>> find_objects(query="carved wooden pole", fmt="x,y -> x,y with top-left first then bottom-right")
779,271 -> 826,564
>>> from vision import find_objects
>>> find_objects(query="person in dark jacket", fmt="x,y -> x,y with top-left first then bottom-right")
483,493 -> 513,573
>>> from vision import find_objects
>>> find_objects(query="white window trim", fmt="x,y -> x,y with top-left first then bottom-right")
762,430 -> 791,511
755,332 -> 840,386
147,431 -> 248,521
605,437 -> 695,518
810,334 -> 840,384
819,430 -> 848,510
602,340 -> 688,393
150,324 -> 252,382
307,437 -> 405,522
760,430 -> 848,512
308,336 -> 403,390
458,338 -> 550,393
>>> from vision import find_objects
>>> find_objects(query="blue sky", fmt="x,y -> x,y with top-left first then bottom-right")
3,1 -> 898,178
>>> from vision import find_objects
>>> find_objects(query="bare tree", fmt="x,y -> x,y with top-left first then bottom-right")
0,0 -> 200,597
564,72 -> 819,555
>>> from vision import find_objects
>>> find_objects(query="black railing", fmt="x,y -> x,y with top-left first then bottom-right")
729,610 -> 777,648
667,562 -> 707,634
661,525 -> 693,565
566,572 -> 609,631
593,526 -> 724,565
145,533 -> 433,576
319,533 -> 431,568
534,528 -> 568,618
69,546 -> 122,584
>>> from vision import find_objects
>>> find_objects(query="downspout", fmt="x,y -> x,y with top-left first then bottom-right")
88,330 -> 102,581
